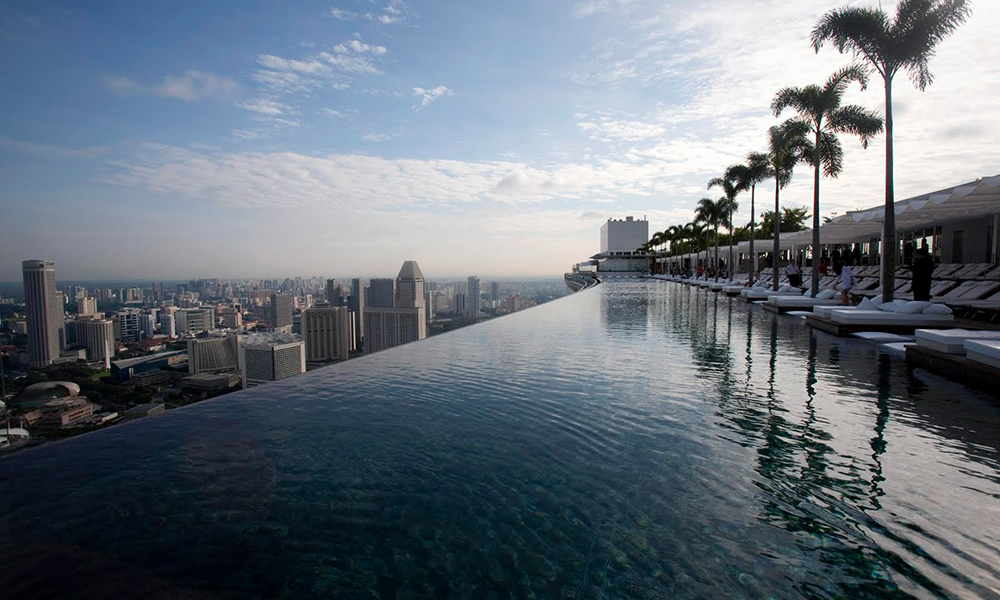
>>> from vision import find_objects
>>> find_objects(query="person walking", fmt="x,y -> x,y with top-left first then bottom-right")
912,247 -> 934,301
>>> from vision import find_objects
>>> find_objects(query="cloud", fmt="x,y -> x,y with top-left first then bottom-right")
573,0 -> 635,19
334,40 -> 387,55
577,114 -> 667,141
104,71 -> 238,101
320,108 -> 352,118
329,8 -> 357,20
237,98 -> 290,115
361,133 -> 396,142
252,42 -> 386,94
0,136 -> 109,158
412,85 -> 452,109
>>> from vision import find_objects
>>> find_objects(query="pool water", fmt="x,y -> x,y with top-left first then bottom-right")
2,281 -> 998,599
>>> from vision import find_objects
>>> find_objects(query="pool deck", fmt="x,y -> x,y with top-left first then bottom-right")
906,345 -> 1000,391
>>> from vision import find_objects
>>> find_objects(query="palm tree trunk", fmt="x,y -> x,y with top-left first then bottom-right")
714,225 -> 720,282
728,206 -> 734,281
773,183 -> 780,292
882,76 -> 896,303
812,129 -> 821,298
749,184 -> 756,284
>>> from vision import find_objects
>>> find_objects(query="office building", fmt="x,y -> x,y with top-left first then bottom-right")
114,308 -> 141,342
454,292 -> 466,314
174,308 -> 213,335
396,261 -> 425,309
22,260 -> 61,368
84,319 -> 115,369
221,309 -> 242,329
239,332 -> 306,389
271,293 -> 293,332
188,335 -> 240,374
160,313 -> 176,338
424,291 -> 435,323
363,307 -> 426,354
490,281 -> 501,305
152,281 -> 164,302
140,313 -> 156,338
466,276 -> 481,318
77,297 -> 98,316
325,279 -> 342,306
348,278 -> 364,351
302,306 -> 351,363
369,278 -> 395,308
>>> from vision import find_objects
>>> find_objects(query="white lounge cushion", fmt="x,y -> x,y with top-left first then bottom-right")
922,304 -> 952,315
965,339 -> 1000,369
853,332 -> 914,342
777,284 -> 793,292
916,329 -> 1000,354
870,295 -> 884,306
879,301 -> 910,313
769,296 -> 840,308
813,304 -> 855,319
899,301 -> 933,314
830,310 -> 954,326
856,297 -> 878,311
816,289 -> 837,299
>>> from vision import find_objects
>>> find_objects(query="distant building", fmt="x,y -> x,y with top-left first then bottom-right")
363,308 -> 426,354
594,216 -> 650,273
188,335 -> 240,374
466,276 -> 481,318
348,278 -> 365,351
115,308 -> 141,342
490,281 -> 501,305
111,351 -> 187,382
424,290 -> 435,323
325,279 -> 342,306
22,259 -> 61,368
454,292 -> 466,314
369,278 -> 395,308
121,402 -> 165,422
175,308 -> 213,335
139,313 -> 156,338
270,293 -> 293,332
39,397 -> 94,428
159,313 -> 176,338
221,309 -> 242,329
77,297 -> 98,316
239,332 -> 305,388
302,306 -> 351,363
507,293 -> 522,313
84,319 -> 115,369
396,261 -> 425,309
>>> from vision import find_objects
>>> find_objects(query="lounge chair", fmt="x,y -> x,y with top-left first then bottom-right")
951,263 -> 992,280
964,339 -> 1000,369
765,295 -> 842,310
829,310 -> 954,327
744,285 -> 802,301
914,329 -> 1000,354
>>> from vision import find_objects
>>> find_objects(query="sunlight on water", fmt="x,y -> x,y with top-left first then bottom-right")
1,280 -> 998,599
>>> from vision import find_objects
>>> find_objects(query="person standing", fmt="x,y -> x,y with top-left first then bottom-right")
912,247 -> 934,301
786,260 -> 802,288
833,262 -> 855,306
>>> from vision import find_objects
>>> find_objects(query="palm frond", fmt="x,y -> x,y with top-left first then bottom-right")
811,7 -> 891,75
827,104 -> 884,148
817,131 -> 844,178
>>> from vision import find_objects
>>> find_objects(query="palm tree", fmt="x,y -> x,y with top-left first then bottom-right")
695,197 -> 726,281
812,0 -> 971,302
707,176 -> 741,280
725,153 -> 772,283
765,119 -> 813,291
772,65 -> 884,296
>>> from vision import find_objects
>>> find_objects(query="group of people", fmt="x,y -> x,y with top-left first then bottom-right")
786,244 -> 935,305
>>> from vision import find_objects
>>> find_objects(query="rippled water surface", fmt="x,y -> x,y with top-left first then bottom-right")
2,281 -> 999,599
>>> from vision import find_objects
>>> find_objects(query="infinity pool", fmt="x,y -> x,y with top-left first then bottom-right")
2,281 -> 998,599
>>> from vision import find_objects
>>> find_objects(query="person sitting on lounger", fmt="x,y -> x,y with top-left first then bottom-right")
833,261 -> 855,306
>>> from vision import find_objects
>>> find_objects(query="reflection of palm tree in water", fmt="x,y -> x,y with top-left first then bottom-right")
870,354 -> 892,510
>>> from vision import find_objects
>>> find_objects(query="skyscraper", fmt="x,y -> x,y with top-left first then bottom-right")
369,278 -> 395,308
396,261 -> 425,309
22,260 -> 60,368
160,313 -> 176,338
490,281 -> 501,305
77,296 -> 98,316
302,306 -> 351,363
84,319 -> 115,369
466,276 -> 481,318
325,279 -> 342,306
348,278 -> 365,351
271,293 -> 293,332
363,261 -> 427,354
239,332 -> 306,388
139,313 -> 156,338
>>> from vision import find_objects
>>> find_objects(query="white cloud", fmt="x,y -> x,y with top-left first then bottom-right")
237,98 -> 289,115
412,85 -> 452,109
329,8 -> 357,20
320,108 -> 350,118
362,0 -> 409,24
104,70 -> 238,101
334,40 -> 387,55
252,44 -> 386,94
361,133 -> 396,142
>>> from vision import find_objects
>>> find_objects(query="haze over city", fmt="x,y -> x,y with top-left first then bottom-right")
1,0 -> 998,280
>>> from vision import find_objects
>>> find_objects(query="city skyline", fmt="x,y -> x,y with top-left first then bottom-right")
2,1 -> 998,280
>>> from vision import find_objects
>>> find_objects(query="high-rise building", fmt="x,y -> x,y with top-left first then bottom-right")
22,260 -> 61,368
77,296 -> 98,316
325,279 -> 342,306
507,293 -> 522,313
175,308 -> 213,335
369,278 -> 395,308
152,281 -> 164,302
239,332 -> 306,389
490,281 -> 501,305
348,278 -> 365,351
139,313 -> 156,338
271,293 -> 293,332
466,276 -> 481,318
301,306 -> 351,363
396,261 -> 425,309
160,313 -> 176,338
454,292 -> 466,314
363,307 -> 426,354
115,308 -> 142,342
188,335 -> 240,374
424,290 -> 435,323
84,319 -> 115,369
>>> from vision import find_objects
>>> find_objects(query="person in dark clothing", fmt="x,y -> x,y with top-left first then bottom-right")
912,247 -> 934,301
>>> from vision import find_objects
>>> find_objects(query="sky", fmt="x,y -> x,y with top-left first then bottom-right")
1,0 -> 998,281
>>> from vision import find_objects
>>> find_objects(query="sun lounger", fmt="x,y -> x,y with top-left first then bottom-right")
915,329 -> 1000,354
745,287 -> 803,301
952,263 -> 992,280
829,310 -> 954,327
932,263 -> 963,279
930,280 -> 992,302
964,339 -> 1000,369
766,295 -> 842,309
